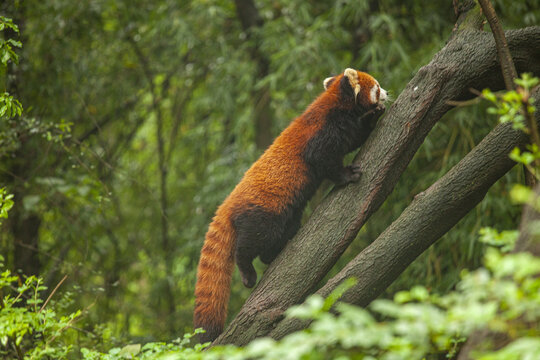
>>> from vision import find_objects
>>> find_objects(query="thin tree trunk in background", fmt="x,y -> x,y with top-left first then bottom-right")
156,92 -> 177,334
478,0 -> 518,91
514,190 -> 540,256
129,37 -> 176,334
234,0 -> 274,149
12,209 -> 41,276
478,0 -> 540,174
4,4 -> 43,277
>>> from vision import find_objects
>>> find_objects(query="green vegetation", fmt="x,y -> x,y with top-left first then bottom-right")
2,245 -> 539,358
1,0 -> 539,358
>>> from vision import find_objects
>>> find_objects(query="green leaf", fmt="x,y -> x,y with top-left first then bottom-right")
482,89 -> 497,103
478,227 -> 518,252
509,148 -> 535,165
323,277 -> 356,311
514,73 -> 539,90
509,184 -> 535,205
118,344 -> 141,358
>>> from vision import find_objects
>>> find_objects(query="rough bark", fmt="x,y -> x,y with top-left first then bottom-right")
214,22 -> 540,346
272,86 -> 540,338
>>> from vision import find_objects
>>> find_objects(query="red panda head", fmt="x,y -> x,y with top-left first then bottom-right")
323,68 -> 387,109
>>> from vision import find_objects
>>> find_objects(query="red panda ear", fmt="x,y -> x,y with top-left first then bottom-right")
323,76 -> 335,90
344,68 -> 361,99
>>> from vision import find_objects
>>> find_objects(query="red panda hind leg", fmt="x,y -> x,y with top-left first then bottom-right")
235,243 -> 258,288
233,206 -> 293,287
259,209 -> 302,264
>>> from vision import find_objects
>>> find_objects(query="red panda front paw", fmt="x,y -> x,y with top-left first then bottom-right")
344,164 -> 362,182
333,165 -> 362,186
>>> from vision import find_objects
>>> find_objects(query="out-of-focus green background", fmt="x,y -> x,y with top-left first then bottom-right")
1,0 -> 538,345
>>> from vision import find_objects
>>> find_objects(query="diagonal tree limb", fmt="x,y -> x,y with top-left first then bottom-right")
271,86 -> 540,338
214,21 -> 540,348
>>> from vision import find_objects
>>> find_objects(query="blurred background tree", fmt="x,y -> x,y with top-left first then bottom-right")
0,0 -> 538,346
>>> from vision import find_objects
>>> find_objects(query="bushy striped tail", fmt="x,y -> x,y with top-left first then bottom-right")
193,214 -> 236,343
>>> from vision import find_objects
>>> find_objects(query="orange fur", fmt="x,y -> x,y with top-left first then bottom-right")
193,109 -> 326,341
194,69 -> 383,342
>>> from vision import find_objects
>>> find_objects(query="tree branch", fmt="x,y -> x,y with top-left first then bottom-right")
214,22 -> 540,346
477,0 -> 517,91
271,86 -> 540,338
77,95 -> 140,142
478,0 -> 540,176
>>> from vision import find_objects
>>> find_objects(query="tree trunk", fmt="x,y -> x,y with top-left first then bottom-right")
12,208 -> 41,277
214,16 -> 540,346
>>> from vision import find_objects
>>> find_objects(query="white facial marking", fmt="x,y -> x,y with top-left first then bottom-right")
380,88 -> 388,102
370,85 -> 378,104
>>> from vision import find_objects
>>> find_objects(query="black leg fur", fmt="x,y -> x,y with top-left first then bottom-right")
233,207 -> 287,287
235,243 -> 258,288
330,164 -> 362,186
260,211 -> 302,264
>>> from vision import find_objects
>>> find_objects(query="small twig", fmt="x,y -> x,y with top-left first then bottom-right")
13,284 -> 27,303
446,97 -> 482,107
446,88 -> 488,107
46,301 -> 94,346
13,341 -> 24,360
68,325 -> 98,338
39,274 -> 67,313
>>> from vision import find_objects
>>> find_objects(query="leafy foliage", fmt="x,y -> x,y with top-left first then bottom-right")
268,248 -> 540,360
0,256 -> 82,359
0,188 -> 14,223
12,245 -> 534,360
483,74 -> 540,178
0,16 -> 21,66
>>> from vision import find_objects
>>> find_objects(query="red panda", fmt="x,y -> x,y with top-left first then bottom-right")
194,68 -> 387,342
